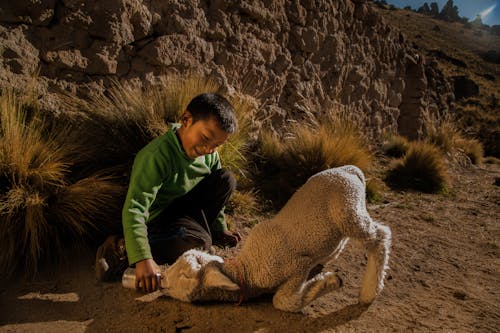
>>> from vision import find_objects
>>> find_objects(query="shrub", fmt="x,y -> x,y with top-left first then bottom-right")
59,79 -> 177,172
386,141 -> 448,193
254,112 -> 372,209
218,92 -> 256,179
382,135 -> 410,158
456,137 -> 483,164
0,90 -> 125,277
423,111 -> 460,154
366,177 -> 385,203
226,189 -> 260,217
423,110 -> 485,164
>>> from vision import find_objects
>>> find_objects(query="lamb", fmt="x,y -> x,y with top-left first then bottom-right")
159,165 -> 392,312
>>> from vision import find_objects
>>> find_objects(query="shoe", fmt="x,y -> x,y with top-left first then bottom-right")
95,235 -> 128,282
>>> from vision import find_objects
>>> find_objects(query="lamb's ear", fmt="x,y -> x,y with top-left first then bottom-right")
203,266 -> 240,291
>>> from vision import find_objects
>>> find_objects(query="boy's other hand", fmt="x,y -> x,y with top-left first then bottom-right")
135,258 -> 160,293
215,230 -> 241,247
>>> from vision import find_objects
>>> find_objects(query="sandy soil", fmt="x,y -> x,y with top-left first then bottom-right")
0,163 -> 499,333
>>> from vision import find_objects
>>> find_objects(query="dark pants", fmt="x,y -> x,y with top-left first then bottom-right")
147,169 -> 236,265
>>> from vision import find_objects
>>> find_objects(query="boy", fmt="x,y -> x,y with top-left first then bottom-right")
96,93 -> 241,293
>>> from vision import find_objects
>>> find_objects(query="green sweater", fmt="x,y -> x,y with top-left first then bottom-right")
122,124 -> 227,265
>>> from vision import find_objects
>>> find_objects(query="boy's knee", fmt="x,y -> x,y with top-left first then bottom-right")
212,168 -> 237,192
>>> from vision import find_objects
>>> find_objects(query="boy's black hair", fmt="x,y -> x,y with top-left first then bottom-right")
186,93 -> 238,134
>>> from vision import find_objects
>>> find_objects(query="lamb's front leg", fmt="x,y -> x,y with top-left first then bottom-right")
272,272 -> 342,312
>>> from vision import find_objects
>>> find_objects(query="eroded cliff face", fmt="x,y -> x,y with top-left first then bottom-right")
0,0 -> 454,138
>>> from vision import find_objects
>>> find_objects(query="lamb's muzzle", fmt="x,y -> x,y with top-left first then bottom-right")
160,165 -> 392,312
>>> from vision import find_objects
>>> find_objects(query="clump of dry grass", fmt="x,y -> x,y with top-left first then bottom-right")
422,110 -> 484,164
455,137 -> 483,165
386,141 -> 449,193
366,177 -> 385,203
59,79 -> 174,172
0,90 -> 125,277
425,117 -> 459,153
422,110 -> 485,165
254,110 -> 372,209
218,92 -> 256,179
226,189 -> 260,217
382,135 -> 410,158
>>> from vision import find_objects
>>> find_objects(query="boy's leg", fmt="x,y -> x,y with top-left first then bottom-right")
148,216 -> 212,265
167,168 -> 236,228
147,168 -> 236,264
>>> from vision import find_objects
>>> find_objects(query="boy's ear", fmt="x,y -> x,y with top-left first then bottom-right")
180,111 -> 193,126
203,266 -> 240,291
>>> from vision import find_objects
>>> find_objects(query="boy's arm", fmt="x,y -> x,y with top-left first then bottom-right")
123,152 -> 167,265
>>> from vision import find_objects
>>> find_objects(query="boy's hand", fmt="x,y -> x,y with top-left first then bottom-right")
214,230 -> 241,247
135,258 -> 160,293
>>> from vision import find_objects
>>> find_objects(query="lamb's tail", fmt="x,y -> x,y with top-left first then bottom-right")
359,221 -> 392,304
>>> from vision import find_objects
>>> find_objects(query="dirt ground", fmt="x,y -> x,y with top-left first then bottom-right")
0,162 -> 499,333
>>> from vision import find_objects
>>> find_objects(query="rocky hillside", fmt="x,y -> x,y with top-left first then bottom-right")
1,0 -> 454,139
375,4 -> 500,156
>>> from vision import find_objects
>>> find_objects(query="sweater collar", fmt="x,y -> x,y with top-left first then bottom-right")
170,123 -> 201,162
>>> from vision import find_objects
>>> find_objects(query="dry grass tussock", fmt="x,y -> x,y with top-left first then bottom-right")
386,141 -> 449,193
0,90 -> 125,277
254,109 -> 372,209
455,137 -> 484,165
423,110 -> 483,164
382,134 -> 410,158
226,189 -> 260,218
379,110 -> 483,196
365,177 -> 386,203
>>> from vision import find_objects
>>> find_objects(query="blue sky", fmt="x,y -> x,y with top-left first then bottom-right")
385,0 -> 500,25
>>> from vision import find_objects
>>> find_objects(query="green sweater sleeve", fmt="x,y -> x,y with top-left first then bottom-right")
122,151 -> 168,265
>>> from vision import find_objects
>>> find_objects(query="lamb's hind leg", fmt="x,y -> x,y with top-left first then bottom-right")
272,272 -> 342,312
358,220 -> 392,304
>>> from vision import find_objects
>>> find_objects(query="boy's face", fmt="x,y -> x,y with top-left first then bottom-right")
177,111 -> 230,159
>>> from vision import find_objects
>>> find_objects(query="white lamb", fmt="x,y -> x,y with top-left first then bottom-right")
159,165 -> 392,312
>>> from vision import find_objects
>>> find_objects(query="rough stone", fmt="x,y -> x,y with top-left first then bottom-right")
0,0 -> 455,140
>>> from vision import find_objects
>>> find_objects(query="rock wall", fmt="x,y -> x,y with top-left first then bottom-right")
0,0 -> 454,139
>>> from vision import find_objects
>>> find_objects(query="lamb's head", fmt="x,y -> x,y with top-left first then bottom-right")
161,249 -> 240,302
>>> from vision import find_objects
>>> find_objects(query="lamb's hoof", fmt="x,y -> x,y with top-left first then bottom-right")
358,294 -> 376,305
358,300 -> 373,308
